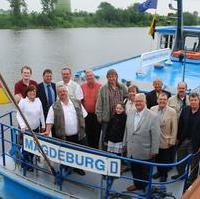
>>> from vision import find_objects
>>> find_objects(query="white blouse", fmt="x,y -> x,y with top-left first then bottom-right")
16,97 -> 45,130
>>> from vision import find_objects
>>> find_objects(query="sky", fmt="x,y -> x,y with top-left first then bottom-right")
0,0 -> 199,16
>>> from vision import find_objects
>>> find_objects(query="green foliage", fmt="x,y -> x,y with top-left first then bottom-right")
8,0 -> 27,16
1,2 -> 200,29
41,0 -> 57,14
183,12 -> 199,26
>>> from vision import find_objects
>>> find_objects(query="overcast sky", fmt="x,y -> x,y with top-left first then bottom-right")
0,0 -> 199,15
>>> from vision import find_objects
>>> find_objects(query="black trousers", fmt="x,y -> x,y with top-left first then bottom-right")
176,139 -> 200,185
85,113 -> 101,149
156,146 -> 175,177
176,139 -> 193,175
131,159 -> 152,189
22,127 -> 40,169
65,134 -> 79,143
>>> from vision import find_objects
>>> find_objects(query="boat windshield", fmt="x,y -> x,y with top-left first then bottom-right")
160,34 -> 175,49
185,35 -> 200,52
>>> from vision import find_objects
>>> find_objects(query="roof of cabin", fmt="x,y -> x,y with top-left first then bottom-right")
156,26 -> 200,34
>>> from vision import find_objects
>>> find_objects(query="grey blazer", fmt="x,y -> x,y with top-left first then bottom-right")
123,108 -> 161,160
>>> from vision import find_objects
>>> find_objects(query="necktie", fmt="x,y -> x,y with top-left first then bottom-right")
47,84 -> 53,106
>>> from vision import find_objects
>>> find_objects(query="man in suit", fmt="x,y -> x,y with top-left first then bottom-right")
146,79 -> 171,109
37,69 -> 57,120
151,93 -> 177,182
124,93 -> 161,191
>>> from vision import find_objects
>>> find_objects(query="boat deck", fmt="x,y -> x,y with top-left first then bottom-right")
0,104 -> 193,199
0,156 -> 185,199
84,55 -> 200,94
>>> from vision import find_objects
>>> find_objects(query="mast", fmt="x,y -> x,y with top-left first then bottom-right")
174,0 -> 184,50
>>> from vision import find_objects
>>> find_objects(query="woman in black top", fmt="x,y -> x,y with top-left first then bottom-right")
105,102 -> 127,155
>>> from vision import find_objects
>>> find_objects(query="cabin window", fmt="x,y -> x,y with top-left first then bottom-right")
160,34 -> 175,49
184,36 -> 200,52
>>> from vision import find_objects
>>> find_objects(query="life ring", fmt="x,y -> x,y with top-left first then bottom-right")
172,50 -> 200,60
171,50 -> 184,58
186,52 -> 200,59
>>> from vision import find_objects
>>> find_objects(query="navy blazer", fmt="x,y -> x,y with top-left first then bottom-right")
146,89 -> 171,109
37,82 -> 57,119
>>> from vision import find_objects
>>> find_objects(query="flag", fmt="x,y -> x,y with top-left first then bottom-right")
138,0 -> 158,12
148,15 -> 157,39
0,82 -> 10,104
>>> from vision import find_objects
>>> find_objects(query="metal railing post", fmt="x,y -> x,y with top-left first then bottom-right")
9,112 -> 14,144
1,124 -> 6,166
146,165 -> 154,199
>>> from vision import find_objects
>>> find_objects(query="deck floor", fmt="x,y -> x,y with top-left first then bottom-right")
0,156 -> 185,199
92,56 -> 200,94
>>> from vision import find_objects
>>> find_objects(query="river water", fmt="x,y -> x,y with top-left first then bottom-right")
0,27 -> 155,113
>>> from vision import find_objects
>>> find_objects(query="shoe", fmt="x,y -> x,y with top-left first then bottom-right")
160,176 -> 167,182
171,174 -> 184,180
120,165 -> 129,174
27,167 -> 34,172
152,172 -> 160,179
73,168 -> 86,176
127,184 -> 138,192
127,184 -> 145,192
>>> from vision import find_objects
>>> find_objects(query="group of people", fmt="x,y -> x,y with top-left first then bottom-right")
14,65 -> 200,191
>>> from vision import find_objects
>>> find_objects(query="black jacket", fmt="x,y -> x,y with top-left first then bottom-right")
105,113 -> 127,143
37,82 -> 57,119
146,89 -> 171,109
177,106 -> 200,152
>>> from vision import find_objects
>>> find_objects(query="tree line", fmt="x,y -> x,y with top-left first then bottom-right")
0,1 -> 199,28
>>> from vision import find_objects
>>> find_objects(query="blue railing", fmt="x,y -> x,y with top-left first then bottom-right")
0,111 -> 194,199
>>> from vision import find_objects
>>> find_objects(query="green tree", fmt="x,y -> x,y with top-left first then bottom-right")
8,0 -> 27,16
183,12 -> 198,25
96,2 -> 117,24
41,0 -> 57,15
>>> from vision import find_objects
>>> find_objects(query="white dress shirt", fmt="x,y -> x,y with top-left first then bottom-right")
134,108 -> 145,131
57,80 -> 83,100
46,99 -> 87,136
17,97 -> 45,130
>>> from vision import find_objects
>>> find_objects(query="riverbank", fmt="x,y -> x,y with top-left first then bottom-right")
2,9 -> 198,29
0,12 -> 156,29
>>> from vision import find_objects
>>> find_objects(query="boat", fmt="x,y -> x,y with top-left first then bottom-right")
0,0 -> 200,198
76,24 -> 200,94
0,111 -> 193,199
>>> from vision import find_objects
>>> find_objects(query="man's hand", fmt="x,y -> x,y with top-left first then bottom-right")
41,128 -> 46,133
149,153 -> 157,158
20,128 -> 26,133
41,131 -> 50,136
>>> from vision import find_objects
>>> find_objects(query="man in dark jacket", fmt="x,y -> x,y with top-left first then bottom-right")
37,69 -> 57,119
171,93 -> 200,186
146,79 -> 171,109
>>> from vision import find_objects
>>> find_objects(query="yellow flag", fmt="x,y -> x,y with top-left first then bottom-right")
0,82 -> 10,104
149,15 -> 157,39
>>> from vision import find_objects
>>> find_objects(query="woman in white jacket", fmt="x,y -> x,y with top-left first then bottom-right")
17,84 -> 45,171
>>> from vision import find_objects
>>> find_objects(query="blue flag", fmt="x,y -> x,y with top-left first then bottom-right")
138,0 -> 158,12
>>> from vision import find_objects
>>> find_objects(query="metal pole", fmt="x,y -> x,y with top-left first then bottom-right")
1,124 -> 6,166
182,48 -> 187,82
174,0 -> 184,50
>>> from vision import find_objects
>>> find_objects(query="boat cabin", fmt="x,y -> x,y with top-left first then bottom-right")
156,26 -> 200,52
